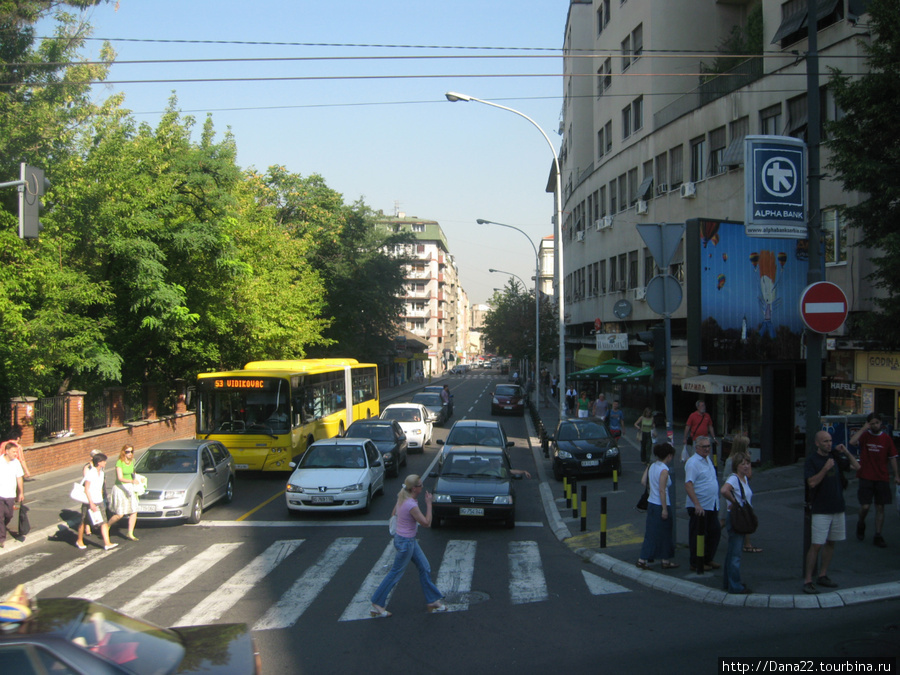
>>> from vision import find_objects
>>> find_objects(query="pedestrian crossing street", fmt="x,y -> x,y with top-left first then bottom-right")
1,536 -> 631,630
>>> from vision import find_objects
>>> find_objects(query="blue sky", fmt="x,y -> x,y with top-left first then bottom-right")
47,0 -> 570,305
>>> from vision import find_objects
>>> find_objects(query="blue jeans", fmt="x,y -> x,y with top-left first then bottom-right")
371,535 -> 443,607
723,510 -> 746,592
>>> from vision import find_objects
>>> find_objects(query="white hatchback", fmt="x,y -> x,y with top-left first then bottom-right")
285,438 -> 385,513
380,403 -> 433,451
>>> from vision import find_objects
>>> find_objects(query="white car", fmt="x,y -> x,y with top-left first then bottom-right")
285,438 -> 385,513
380,403 -> 433,452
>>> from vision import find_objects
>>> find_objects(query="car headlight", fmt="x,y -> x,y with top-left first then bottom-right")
556,449 -> 573,459
493,495 -> 513,505
492,397 -> 500,404
341,483 -> 364,492
382,452 -> 393,461
433,493 -> 451,503
410,428 -> 423,435
162,490 -> 186,500
286,483 -> 304,493
607,447 -> 619,457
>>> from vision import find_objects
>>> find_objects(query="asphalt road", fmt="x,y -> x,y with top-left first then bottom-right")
3,371 -> 898,673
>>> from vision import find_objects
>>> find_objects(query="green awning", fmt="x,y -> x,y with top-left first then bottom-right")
613,365 -> 653,382
570,358 -> 638,381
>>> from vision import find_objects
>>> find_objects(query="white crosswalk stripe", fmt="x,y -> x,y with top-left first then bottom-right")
435,540 -> 477,613
0,552 -> 52,581
508,541 -> 548,604
20,548 -> 118,597
73,545 -> 183,600
176,539 -> 303,627
339,541 -> 395,622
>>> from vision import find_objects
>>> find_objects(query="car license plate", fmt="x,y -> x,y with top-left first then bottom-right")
504,405 -> 513,410
460,507 -> 484,516
139,504 -> 156,513
581,460 -> 600,467
311,495 -> 333,504
235,464 -> 249,470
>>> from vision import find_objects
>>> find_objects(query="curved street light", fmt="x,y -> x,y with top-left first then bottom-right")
447,91 -> 565,416
480,219 -> 541,407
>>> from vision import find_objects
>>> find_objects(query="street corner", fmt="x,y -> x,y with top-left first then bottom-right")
564,522 -> 643,551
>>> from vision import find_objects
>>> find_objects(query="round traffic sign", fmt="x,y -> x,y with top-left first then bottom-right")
799,281 -> 848,334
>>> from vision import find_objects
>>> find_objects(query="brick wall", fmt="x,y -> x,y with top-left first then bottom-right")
21,413 -> 196,475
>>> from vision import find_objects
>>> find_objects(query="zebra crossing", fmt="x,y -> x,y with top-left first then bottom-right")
1,535 -> 629,630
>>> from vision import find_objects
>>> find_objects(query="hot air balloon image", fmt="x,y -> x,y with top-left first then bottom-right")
757,250 -> 782,339
701,220 -> 720,248
777,251 -> 787,268
750,252 -> 759,269
717,274 -> 726,290
722,253 -> 728,262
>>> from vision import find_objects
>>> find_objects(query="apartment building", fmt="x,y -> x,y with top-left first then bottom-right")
559,0 -> 884,462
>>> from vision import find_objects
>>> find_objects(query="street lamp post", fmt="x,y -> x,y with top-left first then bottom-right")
446,91 -> 566,417
480,219 -> 541,407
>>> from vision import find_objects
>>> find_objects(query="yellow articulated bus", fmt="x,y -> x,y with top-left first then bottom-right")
195,359 -> 379,471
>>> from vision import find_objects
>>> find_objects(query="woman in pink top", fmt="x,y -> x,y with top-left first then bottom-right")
370,474 -> 445,617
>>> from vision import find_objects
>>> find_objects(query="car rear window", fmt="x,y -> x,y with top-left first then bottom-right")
495,386 -> 519,397
382,408 -> 421,422
347,424 -> 393,441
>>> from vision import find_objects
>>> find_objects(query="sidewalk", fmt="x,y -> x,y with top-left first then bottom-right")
526,402 -> 900,609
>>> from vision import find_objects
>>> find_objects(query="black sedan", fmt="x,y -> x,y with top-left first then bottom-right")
551,417 -> 620,481
344,418 -> 408,477
0,590 -> 260,674
430,446 -> 521,528
411,392 -> 449,426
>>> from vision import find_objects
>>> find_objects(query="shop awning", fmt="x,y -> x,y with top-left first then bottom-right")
573,348 -> 615,370
570,358 -> 638,381
613,365 -> 653,382
681,374 -> 761,395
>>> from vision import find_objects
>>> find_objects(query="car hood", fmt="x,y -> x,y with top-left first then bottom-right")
289,467 -> 370,488
434,475 -> 513,497
396,421 -> 427,431
169,623 -> 256,674
141,472 -> 198,492
557,439 -> 616,457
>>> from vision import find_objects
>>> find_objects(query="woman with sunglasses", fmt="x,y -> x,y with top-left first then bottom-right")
370,474 -> 445,617
107,445 -> 139,541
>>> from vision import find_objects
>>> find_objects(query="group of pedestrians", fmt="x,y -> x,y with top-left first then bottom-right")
74,445 -> 144,551
562,389 -> 626,440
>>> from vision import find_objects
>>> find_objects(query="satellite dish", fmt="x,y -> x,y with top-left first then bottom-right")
613,299 -> 632,319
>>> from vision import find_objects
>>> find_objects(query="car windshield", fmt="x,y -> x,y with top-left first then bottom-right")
412,394 -> 442,407
347,424 -> 393,442
446,426 -> 503,446
133,449 -> 197,474
382,408 -> 421,423
69,603 -> 185,675
442,454 -> 507,479
495,386 -> 519,397
557,422 -> 610,441
299,444 -> 367,469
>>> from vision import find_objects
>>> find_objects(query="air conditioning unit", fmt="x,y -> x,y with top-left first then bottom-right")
656,183 -> 669,196
633,286 -> 647,301
680,182 -> 697,199
594,219 -> 601,230
575,231 -> 586,243
636,200 -> 648,215
599,215 -> 613,230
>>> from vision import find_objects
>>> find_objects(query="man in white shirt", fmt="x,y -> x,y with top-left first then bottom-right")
0,441 -> 25,548
684,436 -> 722,571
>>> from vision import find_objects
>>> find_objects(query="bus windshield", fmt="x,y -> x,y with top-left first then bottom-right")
196,376 -> 291,435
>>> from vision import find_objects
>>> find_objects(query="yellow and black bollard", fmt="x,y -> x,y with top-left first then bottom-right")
696,511 -> 706,575
600,496 -> 607,547
580,485 -> 588,532
564,476 -> 571,509
571,479 -> 579,519
612,467 -> 619,491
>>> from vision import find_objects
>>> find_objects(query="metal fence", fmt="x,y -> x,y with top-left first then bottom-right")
33,396 -> 69,442
83,392 -> 110,432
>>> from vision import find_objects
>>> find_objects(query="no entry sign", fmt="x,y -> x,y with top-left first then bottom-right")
799,281 -> 848,334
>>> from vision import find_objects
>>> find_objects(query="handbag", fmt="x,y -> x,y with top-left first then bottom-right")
70,481 -> 89,504
730,479 -> 758,535
17,503 -> 31,536
635,490 -> 649,512
388,514 -> 398,536
132,474 -> 147,496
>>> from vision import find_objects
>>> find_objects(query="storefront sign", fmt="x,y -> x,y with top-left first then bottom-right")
681,375 -> 762,395
595,333 -> 628,351
854,352 -> 900,386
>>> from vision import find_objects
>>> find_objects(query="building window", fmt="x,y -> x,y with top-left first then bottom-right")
773,0 -> 843,47
787,94 -> 808,140
602,58 -> 612,91
609,178 -> 617,214
621,36 -> 632,72
632,24 -> 643,59
618,173 -> 628,212
622,105 -> 632,139
412,223 -> 425,232
628,250 -> 639,289
655,152 -> 668,193
608,256 -> 617,291
599,185 -> 607,217
632,95 -> 643,132
597,6 -> 604,35
605,120 -> 613,152
670,145 -> 683,188
690,136 -> 707,182
643,248 -> 656,286
598,127 -> 605,159
628,167 -> 638,207
617,253 -> 627,288
722,116 -> 749,168
603,0 -> 611,27
709,126 -> 727,176
598,259 -> 607,293
760,104 -> 782,136
823,208 -> 847,264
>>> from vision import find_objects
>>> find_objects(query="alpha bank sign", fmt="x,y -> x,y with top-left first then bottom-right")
744,135 -> 807,239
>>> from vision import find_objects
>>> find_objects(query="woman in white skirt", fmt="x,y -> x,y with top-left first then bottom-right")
107,445 -> 139,541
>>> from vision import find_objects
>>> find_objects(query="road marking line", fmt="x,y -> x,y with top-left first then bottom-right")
197,519 -> 545,528
21,548 -> 112,597
73,545 -> 183,600
254,537 -> 361,631
582,570 -> 631,595
121,542 -> 243,618
339,541 -> 396,622
508,541 -> 548,605
435,540 -> 477,612
237,489 -> 286,521
176,539 -> 303,626
0,552 -> 52,580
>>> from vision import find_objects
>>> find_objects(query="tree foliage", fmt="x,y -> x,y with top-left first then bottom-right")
827,0 -> 900,343
482,279 -> 557,365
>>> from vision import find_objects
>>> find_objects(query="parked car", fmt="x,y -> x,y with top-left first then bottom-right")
491,384 -> 526,416
550,417 -> 620,481
134,439 -> 235,525
430,446 -> 521,528
285,437 -> 385,513
0,588 -> 261,674
438,419 -> 513,456
344,418 -> 407,477
413,392 -> 449,425
380,403 -> 432,451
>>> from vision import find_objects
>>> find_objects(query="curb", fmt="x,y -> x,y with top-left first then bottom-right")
523,408 -> 900,609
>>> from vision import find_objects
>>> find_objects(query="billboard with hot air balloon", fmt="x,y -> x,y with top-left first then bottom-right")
686,219 -> 809,364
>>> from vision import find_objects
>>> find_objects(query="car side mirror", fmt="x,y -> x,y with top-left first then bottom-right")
429,471 -> 438,478
372,459 -> 382,467
506,441 -> 514,448
289,461 -> 297,469
437,439 -> 445,445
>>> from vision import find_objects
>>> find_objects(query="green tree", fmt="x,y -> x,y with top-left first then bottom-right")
483,279 -> 557,365
827,0 -> 900,343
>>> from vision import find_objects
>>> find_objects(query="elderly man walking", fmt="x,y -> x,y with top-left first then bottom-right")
684,436 -> 721,572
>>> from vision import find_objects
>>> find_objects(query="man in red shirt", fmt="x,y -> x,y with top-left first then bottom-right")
684,401 -> 715,460
849,413 -> 899,548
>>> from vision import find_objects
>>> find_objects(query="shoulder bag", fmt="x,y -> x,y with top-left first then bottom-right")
730,479 -> 758,535
70,480 -> 89,504
388,514 -> 397,536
